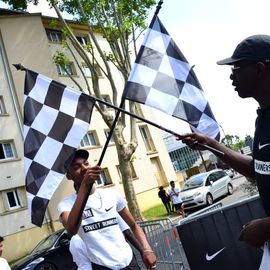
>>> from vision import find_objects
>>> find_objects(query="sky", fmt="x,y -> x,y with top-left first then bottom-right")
1,0 -> 270,139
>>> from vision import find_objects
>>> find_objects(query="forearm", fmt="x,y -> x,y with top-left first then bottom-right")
209,138 -> 255,178
65,182 -> 93,235
124,229 -> 144,256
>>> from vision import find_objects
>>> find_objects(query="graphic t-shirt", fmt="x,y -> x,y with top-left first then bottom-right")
253,107 -> 270,216
58,189 -> 133,269
0,258 -> 11,270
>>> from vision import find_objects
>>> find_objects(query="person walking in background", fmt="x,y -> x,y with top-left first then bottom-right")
168,181 -> 185,217
178,35 -> 270,269
0,236 -> 11,270
158,186 -> 172,214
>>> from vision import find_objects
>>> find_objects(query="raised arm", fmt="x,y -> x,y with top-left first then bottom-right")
178,132 -> 255,179
60,165 -> 101,235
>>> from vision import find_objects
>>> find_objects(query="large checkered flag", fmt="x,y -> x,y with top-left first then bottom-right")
124,15 -> 220,139
24,70 -> 95,227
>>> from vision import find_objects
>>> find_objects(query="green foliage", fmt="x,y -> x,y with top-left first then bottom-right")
142,204 -> 170,219
53,51 -> 70,66
221,134 -> 245,151
2,0 -> 38,10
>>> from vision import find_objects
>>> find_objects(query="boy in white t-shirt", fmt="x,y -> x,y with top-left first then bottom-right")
0,236 -> 11,270
58,149 -> 156,270
168,181 -> 185,218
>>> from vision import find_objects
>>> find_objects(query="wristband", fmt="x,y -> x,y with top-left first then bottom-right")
143,249 -> 155,253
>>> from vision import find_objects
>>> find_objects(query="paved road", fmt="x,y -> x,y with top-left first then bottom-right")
219,174 -> 256,206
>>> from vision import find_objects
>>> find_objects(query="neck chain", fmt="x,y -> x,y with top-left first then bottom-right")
94,190 -> 103,210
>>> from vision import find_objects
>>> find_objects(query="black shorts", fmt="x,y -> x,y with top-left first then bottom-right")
174,203 -> 183,210
92,254 -> 140,270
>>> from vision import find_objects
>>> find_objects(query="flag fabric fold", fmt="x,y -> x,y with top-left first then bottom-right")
24,70 -> 95,226
123,15 -> 220,140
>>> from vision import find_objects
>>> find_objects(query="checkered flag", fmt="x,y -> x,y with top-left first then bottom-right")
24,70 -> 95,227
124,15 -> 220,139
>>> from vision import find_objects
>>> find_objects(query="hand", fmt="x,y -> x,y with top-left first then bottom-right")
176,132 -> 210,151
239,218 -> 270,247
142,250 -> 157,270
82,165 -> 102,186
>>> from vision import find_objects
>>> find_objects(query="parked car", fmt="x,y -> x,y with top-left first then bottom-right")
11,229 -> 77,270
180,169 -> 233,211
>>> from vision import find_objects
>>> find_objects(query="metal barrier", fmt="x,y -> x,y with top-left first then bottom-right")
134,218 -> 190,270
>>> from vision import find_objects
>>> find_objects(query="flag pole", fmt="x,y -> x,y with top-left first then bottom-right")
154,0 -> 164,15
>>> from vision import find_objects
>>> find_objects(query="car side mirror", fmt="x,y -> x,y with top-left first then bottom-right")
210,181 -> 213,185
59,238 -> 69,246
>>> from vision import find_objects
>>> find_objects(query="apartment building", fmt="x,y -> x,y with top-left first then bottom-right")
0,9 -> 178,261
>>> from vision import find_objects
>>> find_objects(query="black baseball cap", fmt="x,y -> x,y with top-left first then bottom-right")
217,34 -> 270,65
64,149 -> 89,172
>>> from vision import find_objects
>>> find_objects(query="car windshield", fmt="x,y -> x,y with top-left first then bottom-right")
183,173 -> 207,191
31,230 -> 63,255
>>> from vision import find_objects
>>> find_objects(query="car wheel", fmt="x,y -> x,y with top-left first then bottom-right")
227,183 -> 233,195
35,262 -> 57,270
206,193 -> 213,205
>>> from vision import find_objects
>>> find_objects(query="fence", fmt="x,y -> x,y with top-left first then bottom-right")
134,218 -> 190,270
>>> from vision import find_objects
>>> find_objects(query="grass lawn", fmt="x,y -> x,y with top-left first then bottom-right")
142,203 -> 175,219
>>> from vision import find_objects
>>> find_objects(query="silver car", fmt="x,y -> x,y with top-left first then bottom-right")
180,169 -> 233,210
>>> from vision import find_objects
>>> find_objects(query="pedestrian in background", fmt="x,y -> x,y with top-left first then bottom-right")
178,34 -> 270,269
168,181 -> 185,218
0,236 -> 11,270
158,186 -> 172,214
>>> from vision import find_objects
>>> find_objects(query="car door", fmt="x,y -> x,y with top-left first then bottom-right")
45,232 -> 77,270
211,170 -> 227,198
207,172 -> 219,199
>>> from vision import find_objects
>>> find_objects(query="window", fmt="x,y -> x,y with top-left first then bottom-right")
76,36 -> 89,45
56,63 -> 76,76
0,142 -> 15,160
96,169 -> 112,186
3,189 -> 21,210
139,125 -> 156,152
104,130 -> 114,144
80,131 -> 99,147
82,66 -> 91,77
81,64 -> 102,77
46,29 -> 63,42
0,97 -> 6,114
117,164 -> 137,182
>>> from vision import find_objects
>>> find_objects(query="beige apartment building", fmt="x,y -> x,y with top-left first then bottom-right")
0,9 -> 180,261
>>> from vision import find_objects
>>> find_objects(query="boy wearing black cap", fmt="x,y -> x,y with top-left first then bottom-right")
58,149 -> 156,270
178,35 -> 270,268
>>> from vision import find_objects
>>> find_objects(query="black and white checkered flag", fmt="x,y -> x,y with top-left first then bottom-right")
24,70 -> 95,227
124,15 -> 220,139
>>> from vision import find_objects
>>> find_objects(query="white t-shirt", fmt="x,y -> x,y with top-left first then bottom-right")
58,189 -> 133,269
168,187 -> 182,204
70,216 -> 129,270
70,235 -> 92,270
0,258 -> 11,270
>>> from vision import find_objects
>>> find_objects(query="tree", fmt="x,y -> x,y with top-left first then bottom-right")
221,134 -> 245,152
4,0 -> 156,220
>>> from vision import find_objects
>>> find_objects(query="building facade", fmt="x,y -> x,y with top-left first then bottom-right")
0,10 -> 178,261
